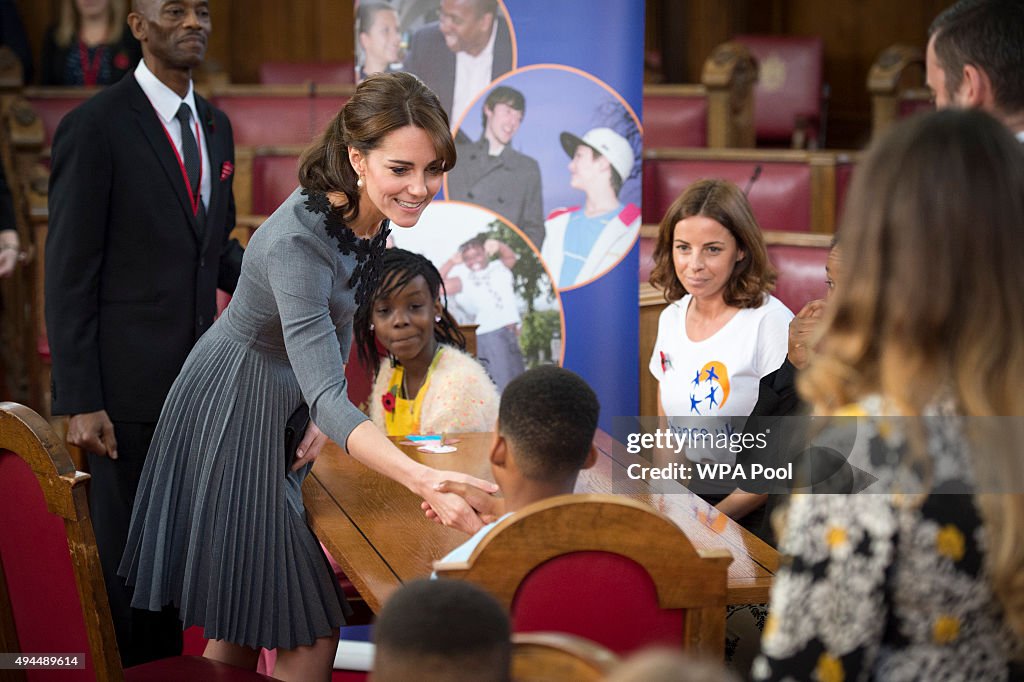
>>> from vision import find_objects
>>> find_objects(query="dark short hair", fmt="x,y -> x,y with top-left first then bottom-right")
298,72 -> 456,223
649,178 -> 776,307
468,0 -> 499,18
354,248 -> 466,376
373,578 -> 511,682
498,366 -> 599,481
480,86 -> 526,128
929,0 -> 1024,113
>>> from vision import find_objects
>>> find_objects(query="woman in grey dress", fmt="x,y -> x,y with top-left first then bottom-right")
119,72 -> 492,681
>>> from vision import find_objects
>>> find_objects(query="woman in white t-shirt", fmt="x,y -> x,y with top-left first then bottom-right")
648,179 -> 792,477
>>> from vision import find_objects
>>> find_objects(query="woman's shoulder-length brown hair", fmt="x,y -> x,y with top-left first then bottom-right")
649,178 -> 776,307
298,71 -> 457,222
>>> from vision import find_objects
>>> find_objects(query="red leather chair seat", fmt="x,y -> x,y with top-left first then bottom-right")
259,61 -> 355,86
251,154 -> 302,215
733,35 -> 824,144
643,158 -> 812,231
768,244 -> 829,313
643,93 -> 707,148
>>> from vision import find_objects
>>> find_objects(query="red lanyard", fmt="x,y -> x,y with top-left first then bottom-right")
155,110 -> 203,216
77,41 -> 104,86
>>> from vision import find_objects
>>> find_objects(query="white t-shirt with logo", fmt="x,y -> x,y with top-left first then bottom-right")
649,294 -> 793,418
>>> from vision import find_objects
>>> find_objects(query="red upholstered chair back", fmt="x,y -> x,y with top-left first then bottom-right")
259,61 -> 355,85
511,552 -> 685,655
311,96 -> 351,135
733,36 -> 824,145
0,403 -> 277,682
210,94 -> 321,146
643,157 -> 812,232
642,90 -> 708,148
768,244 -> 830,313
434,494 -> 732,657
899,95 -> 934,119
0,452 -> 94,681
639,233 -> 656,284
251,153 -> 302,216
26,90 -> 97,148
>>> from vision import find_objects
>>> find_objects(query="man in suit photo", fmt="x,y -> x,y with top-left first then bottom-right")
44,0 -> 243,666
404,0 -> 514,124
447,85 -> 545,248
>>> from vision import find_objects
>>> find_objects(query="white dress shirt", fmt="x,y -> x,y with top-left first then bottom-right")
450,20 -> 498,126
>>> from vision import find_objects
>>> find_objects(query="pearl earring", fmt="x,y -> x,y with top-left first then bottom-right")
369,323 -> 375,331
434,315 -> 441,323
356,176 -> 364,189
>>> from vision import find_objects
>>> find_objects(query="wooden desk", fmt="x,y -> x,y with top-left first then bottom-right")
303,431 -> 778,613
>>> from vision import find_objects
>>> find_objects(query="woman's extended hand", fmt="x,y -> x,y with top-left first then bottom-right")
291,420 -> 328,471
421,480 -> 506,526
416,470 -> 499,534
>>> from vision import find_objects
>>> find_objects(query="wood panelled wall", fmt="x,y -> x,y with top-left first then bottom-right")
18,0 -> 946,146
14,0 -> 354,85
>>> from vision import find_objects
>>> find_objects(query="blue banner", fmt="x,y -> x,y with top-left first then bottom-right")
358,0 -> 644,427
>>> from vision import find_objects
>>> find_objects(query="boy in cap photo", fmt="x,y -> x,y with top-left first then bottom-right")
541,126 -> 641,289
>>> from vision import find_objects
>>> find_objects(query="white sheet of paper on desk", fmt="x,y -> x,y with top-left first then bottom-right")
417,444 -> 457,454
333,640 -> 374,671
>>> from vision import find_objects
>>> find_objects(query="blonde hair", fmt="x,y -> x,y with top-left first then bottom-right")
56,0 -> 127,48
799,109 -> 1024,647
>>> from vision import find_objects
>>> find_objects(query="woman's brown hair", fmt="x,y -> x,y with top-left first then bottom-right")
298,71 -> 457,223
799,109 -> 1024,647
649,178 -> 776,307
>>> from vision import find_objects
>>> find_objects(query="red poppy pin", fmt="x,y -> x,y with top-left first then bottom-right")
381,389 -> 396,413
113,52 -> 130,70
220,161 -> 234,181
660,351 -> 673,373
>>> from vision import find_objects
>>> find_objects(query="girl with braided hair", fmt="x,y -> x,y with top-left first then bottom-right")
357,248 -> 499,436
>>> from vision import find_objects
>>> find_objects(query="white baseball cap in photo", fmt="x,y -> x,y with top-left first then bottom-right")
560,127 -> 635,181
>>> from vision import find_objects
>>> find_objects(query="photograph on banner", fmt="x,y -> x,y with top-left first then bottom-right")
355,0 -> 517,125
389,200 -> 562,392
447,65 -> 642,291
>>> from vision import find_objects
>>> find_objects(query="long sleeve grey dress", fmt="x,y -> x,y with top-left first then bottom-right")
120,188 -> 389,650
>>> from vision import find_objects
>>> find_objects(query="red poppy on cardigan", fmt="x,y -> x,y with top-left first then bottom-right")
381,391 -> 396,413
113,52 -> 130,70
660,351 -> 673,373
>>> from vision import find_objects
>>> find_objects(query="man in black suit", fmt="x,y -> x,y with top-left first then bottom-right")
404,0 -> 513,123
44,0 -> 242,665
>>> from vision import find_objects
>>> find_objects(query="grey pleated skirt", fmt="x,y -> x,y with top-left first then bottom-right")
119,322 -> 350,650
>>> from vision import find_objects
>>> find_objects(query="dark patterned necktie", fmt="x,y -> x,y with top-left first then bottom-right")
175,103 -> 206,231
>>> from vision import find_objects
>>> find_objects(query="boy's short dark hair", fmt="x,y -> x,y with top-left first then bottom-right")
374,579 -> 511,682
481,86 -> 526,128
498,366 -> 600,481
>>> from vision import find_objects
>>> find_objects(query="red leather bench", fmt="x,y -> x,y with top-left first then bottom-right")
767,243 -> 830,313
259,61 -> 355,85
210,93 -> 321,147
642,86 -> 708,148
250,152 -> 302,216
24,88 -> 98,149
643,156 -> 812,231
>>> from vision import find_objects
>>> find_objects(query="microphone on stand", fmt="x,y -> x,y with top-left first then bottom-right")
743,164 -> 763,196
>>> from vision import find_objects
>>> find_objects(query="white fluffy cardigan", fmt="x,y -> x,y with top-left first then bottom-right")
368,345 -> 500,434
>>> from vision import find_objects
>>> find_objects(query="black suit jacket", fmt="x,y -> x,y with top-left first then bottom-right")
404,17 -> 513,118
45,73 -> 243,422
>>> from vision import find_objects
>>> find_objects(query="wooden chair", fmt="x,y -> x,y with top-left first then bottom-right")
868,44 -> 933,142
434,494 -> 732,657
511,632 -> 619,682
0,401 -> 275,681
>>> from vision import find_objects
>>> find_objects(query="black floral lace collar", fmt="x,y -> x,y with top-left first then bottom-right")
302,189 -> 392,306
